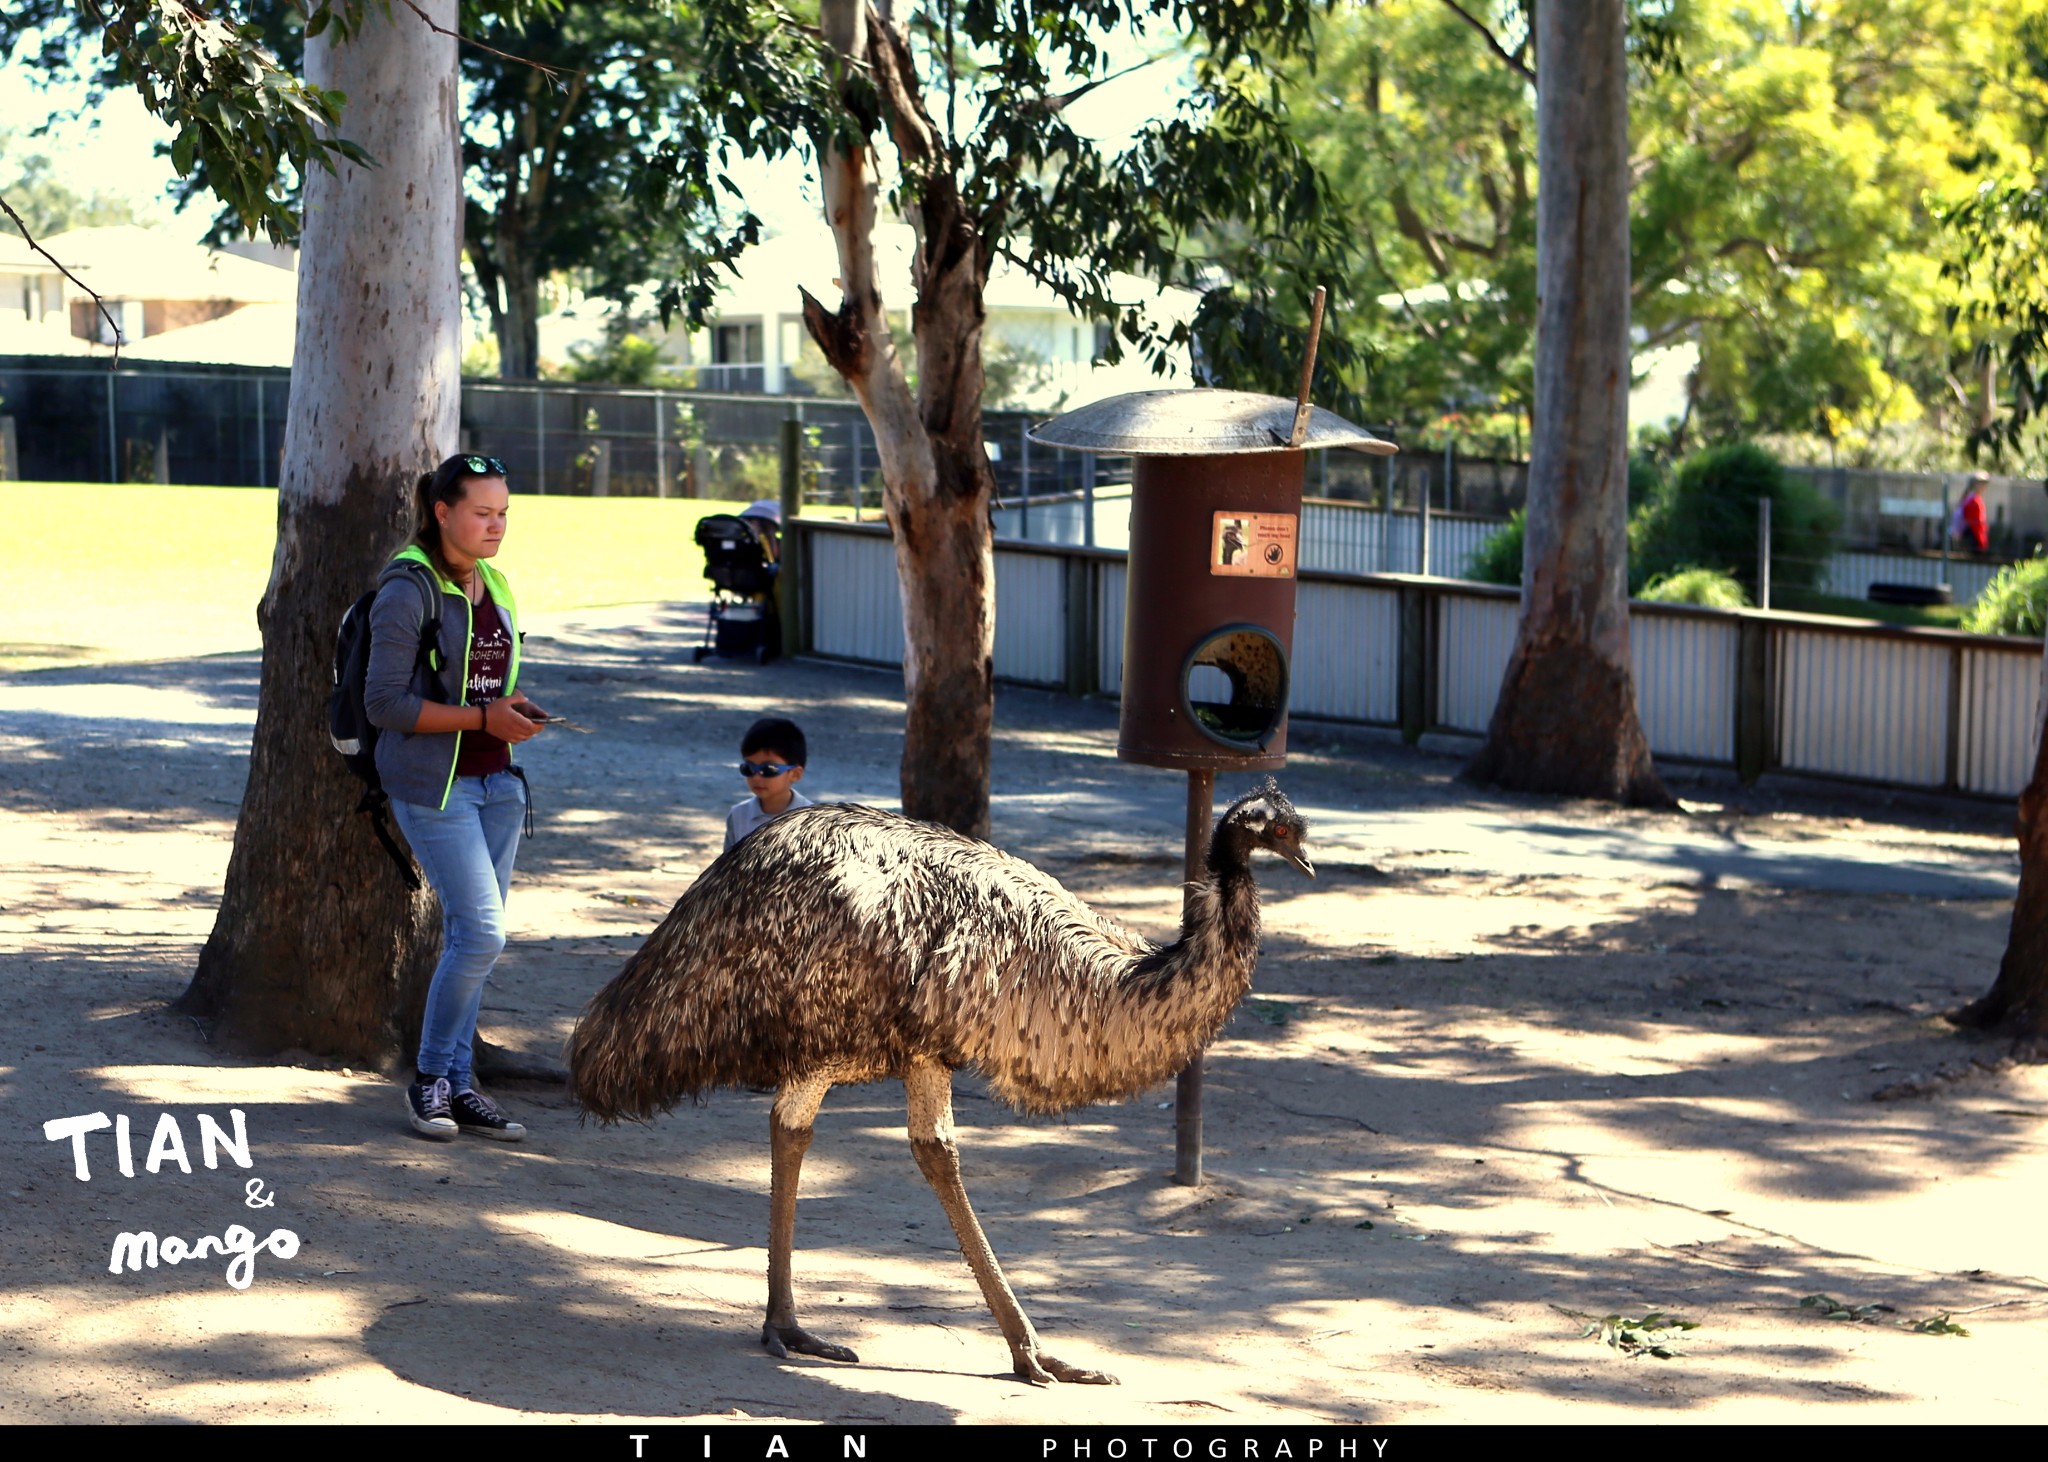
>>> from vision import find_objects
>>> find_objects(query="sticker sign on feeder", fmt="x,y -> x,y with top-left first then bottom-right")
1029,289 -> 1397,1185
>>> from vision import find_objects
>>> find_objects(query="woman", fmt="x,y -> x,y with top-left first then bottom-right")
365,452 -> 547,1141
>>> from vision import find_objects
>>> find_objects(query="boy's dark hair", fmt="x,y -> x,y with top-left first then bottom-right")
741,716 -> 807,766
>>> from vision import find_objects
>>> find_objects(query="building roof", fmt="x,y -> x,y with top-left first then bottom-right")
39,226 -> 297,304
0,233 -> 68,274
120,301 -> 295,366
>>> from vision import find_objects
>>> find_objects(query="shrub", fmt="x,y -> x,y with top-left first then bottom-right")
1962,555 -> 2048,637
1627,452 -> 1666,510
1636,567 -> 1750,609
561,332 -> 696,387
1629,442 -> 1838,599
1468,509 -> 1525,586
1465,459 -> 1658,589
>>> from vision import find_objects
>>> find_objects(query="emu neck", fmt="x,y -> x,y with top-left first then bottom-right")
1093,829 -> 1265,1086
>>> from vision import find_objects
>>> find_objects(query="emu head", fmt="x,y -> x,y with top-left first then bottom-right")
1220,778 -> 1314,879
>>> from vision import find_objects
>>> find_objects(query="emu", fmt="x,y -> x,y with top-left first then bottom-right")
569,779 -> 1313,1385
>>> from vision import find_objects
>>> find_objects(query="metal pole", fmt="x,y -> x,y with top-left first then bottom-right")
1173,767 -> 1216,1187
1444,436 -> 1455,513
106,371 -> 118,484
1382,451 -> 1395,572
1758,495 -> 1772,611
1019,419 -> 1032,540
794,400 -> 806,512
1941,480 -> 1952,577
779,416 -> 802,658
655,388 -> 667,498
534,383 -> 547,496
254,375 -> 266,487
851,418 -> 863,521
1082,452 -> 1097,548
1418,460 -> 1433,576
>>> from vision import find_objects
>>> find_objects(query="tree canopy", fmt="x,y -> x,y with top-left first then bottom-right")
635,0 -> 1364,412
1274,0 -> 2048,467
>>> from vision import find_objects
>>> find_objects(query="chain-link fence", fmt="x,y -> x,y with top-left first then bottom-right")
0,358 -> 1123,508
0,357 -> 288,487
0,358 -> 1529,516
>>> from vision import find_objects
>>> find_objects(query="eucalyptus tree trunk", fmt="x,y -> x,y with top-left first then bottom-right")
801,0 -> 995,837
1953,637 -> 2048,1042
178,3 -> 461,1059
1464,0 -> 1669,807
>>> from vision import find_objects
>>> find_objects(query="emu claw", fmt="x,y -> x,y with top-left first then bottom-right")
762,1321 -> 858,1364
1014,1351 -> 1118,1386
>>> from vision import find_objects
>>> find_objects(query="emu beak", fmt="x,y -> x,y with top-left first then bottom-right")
1281,847 -> 1315,879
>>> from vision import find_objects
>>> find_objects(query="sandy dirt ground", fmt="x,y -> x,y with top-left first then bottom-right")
3,603 -> 2046,1426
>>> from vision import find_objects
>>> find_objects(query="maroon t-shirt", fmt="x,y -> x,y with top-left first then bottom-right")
454,592 -> 513,777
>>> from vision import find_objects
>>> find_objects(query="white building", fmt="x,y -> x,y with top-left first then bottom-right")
0,233 -> 83,356
538,223 -> 1199,411
0,225 -> 296,360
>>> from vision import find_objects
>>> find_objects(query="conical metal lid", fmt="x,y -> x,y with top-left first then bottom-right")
1029,389 -> 1398,457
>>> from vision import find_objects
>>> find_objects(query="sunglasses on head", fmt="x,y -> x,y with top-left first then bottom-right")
463,455 -> 508,476
738,761 -> 795,778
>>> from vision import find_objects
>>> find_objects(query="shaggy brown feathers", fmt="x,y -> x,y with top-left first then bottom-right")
570,782 -> 1312,1120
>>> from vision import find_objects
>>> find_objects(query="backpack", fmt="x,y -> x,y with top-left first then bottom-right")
329,560 -> 442,888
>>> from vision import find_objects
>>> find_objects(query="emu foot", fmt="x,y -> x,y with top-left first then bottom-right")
761,1320 -> 858,1364
1013,1350 -> 1117,1386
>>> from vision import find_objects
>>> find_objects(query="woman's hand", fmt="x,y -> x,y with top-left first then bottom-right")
485,696 -> 542,744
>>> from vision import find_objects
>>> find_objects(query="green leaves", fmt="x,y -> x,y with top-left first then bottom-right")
11,0 -> 371,246
1801,1294 -> 1973,1336
1582,1311 -> 1699,1360
1799,1293 -> 1895,1323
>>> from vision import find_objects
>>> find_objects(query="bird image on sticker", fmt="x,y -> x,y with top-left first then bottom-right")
1212,511 -> 1297,577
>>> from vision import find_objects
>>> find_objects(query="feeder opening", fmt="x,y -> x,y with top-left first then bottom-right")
1180,625 -> 1289,750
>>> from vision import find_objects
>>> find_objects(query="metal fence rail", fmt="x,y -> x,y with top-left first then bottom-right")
795,518 -> 2045,799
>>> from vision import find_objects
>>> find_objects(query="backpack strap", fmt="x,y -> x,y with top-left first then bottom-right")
390,559 -> 443,674
359,788 -> 422,890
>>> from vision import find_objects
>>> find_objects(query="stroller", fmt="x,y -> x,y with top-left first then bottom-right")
692,509 -> 781,664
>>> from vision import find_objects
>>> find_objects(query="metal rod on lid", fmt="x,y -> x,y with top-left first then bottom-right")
1285,285 -> 1329,450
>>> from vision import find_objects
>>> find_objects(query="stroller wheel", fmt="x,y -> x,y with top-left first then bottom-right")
692,646 -> 710,663
755,645 -> 771,665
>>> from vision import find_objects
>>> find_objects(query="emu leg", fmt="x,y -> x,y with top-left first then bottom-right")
903,1062 -> 1116,1386
762,1076 -> 857,1363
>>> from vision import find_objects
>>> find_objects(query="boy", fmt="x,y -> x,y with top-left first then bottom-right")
725,716 -> 812,851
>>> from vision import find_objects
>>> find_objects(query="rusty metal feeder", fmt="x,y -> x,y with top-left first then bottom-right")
1030,293 -> 1397,1185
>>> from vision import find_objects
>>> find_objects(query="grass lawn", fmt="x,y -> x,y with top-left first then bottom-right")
0,484 -> 790,669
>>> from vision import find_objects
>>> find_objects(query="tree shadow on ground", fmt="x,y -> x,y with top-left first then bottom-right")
5,618 -> 2045,1419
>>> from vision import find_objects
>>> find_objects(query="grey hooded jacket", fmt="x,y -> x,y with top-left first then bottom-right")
362,545 -> 522,809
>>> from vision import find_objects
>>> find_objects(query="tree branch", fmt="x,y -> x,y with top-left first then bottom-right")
1435,0 -> 1535,84
392,0 -> 564,80
529,69 -> 591,211
0,189 -> 123,363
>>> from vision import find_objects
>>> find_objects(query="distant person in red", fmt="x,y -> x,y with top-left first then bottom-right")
1955,472 -> 1990,554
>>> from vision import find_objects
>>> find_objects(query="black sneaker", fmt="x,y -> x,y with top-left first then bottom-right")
451,1088 -> 526,1142
407,1075 -> 457,1139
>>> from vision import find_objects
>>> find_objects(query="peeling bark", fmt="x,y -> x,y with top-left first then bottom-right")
178,3 -> 464,1062
806,0 -> 996,837
1465,0 -> 1669,807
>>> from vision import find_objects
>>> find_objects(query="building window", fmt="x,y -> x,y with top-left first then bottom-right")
713,321 -> 763,364
1093,322 -> 1114,363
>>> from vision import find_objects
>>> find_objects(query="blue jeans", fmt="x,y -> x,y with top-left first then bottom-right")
391,770 -> 526,1091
